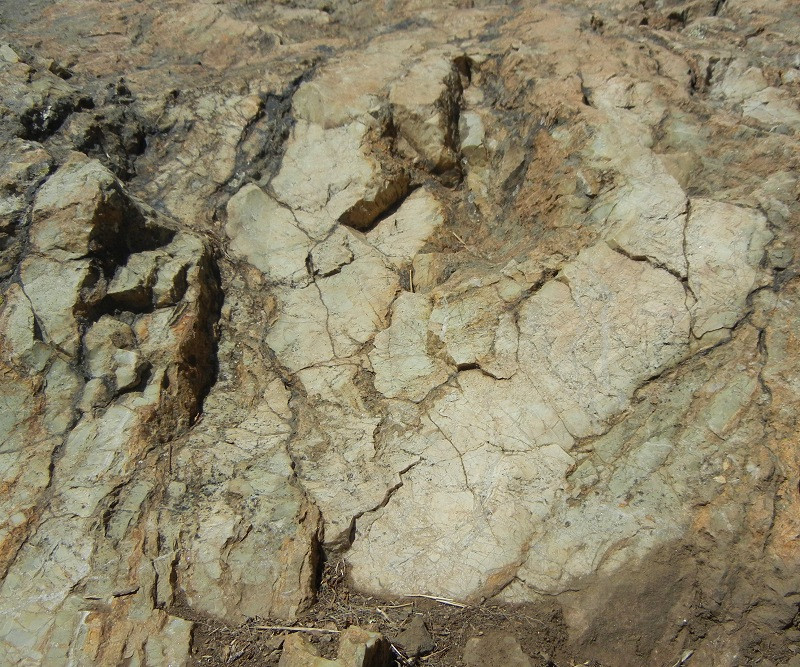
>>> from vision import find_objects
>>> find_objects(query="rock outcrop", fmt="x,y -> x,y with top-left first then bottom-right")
1,0 -> 799,665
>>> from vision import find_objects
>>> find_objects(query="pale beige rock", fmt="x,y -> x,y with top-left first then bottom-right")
517,243 -> 690,437
711,59 -> 800,128
0,43 -> 20,63
591,114 -> 688,277
271,120 -> 407,234
686,198 -> 772,337
337,626 -> 391,667
0,373 -> 59,580
289,402 -> 417,547
165,378 -> 321,623
366,188 -> 445,269
306,236 -> 399,365
138,92 -> 264,226
369,292 -> 451,402
226,183 -> 312,286
266,284 -> 336,371
508,326 -> 766,597
428,273 -> 525,370
0,139 -> 51,234
2,2 -> 799,663
19,254 -> 92,357
292,51 -> 399,128
459,111 -> 488,166
105,250 -> 160,309
279,633 -> 335,667
347,244 -> 692,597
742,87 -> 800,128
152,231 -> 208,308
347,371 -> 575,599
278,626 -> 390,667
480,310 -> 519,380
268,233 -> 399,369
389,53 -> 461,170
713,59 -> 770,103
142,615 -> 194,667
0,283 -> 49,372
30,153 -> 123,260
310,227 -> 354,277
0,145 -> 215,664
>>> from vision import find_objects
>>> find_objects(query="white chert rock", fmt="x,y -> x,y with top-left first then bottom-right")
367,187 -> 445,269
686,198 -> 772,338
226,183 -> 312,286
271,120 -> 408,234
370,292 -> 452,402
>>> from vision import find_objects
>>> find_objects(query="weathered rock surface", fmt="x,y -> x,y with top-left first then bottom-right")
392,616 -> 435,659
0,145 -> 217,664
1,0 -> 800,665
278,626 -> 390,667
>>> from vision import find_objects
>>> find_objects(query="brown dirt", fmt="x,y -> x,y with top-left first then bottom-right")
184,559 -> 573,667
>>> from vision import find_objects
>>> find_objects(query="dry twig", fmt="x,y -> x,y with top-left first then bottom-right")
403,594 -> 468,608
254,625 -> 340,634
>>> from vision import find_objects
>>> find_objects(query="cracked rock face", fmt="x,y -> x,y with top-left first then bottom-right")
1,0 -> 800,665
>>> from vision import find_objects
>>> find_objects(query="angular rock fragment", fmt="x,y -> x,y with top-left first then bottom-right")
271,120 -> 408,234
19,253 -> 95,357
105,250 -> 160,309
366,187 -> 445,268
392,616 -> 435,658
278,626 -> 390,667
389,54 -> 463,172
29,153 -> 126,260
83,316 -> 148,393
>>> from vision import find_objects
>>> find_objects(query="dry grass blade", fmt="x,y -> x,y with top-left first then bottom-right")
403,594 -> 468,608
670,649 -> 695,667
254,625 -> 340,634
420,647 -> 450,662
390,643 -> 414,666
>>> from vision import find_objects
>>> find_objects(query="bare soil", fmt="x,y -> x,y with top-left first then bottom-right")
185,559 -> 573,667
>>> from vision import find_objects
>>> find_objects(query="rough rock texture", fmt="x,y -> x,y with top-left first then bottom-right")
1,0 -> 800,665
278,626 -> 390,667
463,632 -> 533,667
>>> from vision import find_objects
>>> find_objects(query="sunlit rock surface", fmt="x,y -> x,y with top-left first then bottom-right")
1,0 -> 799,664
